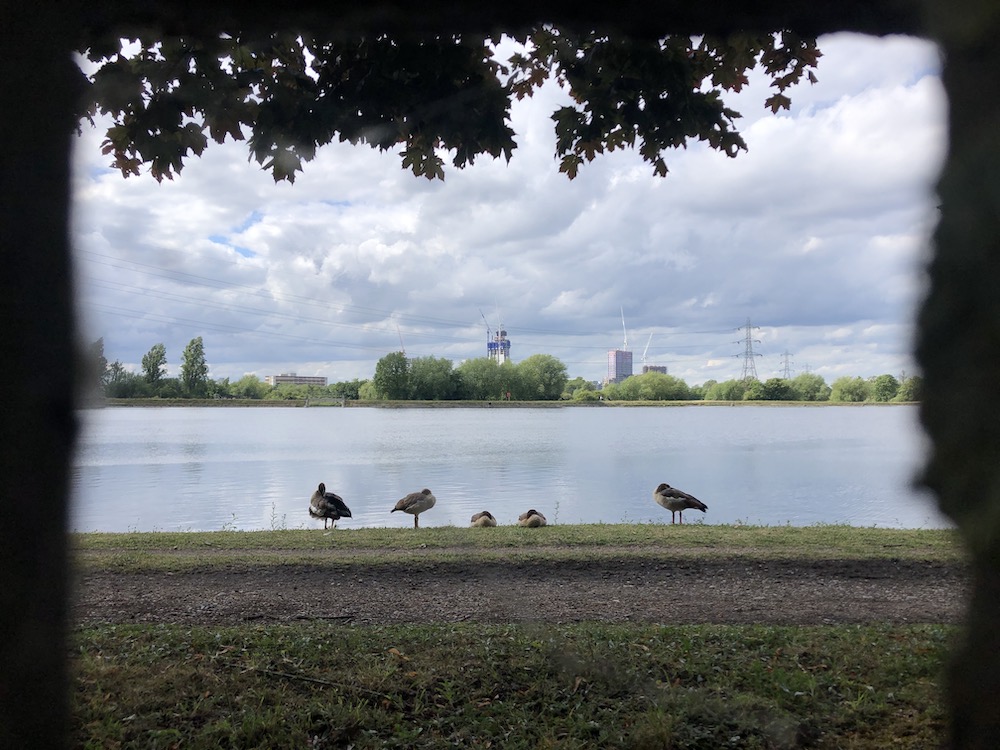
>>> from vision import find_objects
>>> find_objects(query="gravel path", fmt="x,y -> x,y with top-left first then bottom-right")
73,554 -> 967,626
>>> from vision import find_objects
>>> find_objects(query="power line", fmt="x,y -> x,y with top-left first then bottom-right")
84,302 -> 392,352
83,283 -> 732,358
79,250 -> 757,373
79,249 -> 736,341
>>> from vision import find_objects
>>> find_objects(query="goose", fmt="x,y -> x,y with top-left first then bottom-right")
391,488 -> 436,528
470,510 -> 497,527
309,483 -> 352,529
518,509 -> 547,527
653,482 -> 708,524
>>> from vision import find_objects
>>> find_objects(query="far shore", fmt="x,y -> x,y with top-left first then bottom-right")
92,397 -> 916,408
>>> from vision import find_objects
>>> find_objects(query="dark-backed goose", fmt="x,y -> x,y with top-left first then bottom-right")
653,482 -> 707,524
309,483 -> 352,529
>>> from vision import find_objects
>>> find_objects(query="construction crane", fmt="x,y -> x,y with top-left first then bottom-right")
479,309 -> 492,343
396,324 -> 406,357
641,333 -> 653,366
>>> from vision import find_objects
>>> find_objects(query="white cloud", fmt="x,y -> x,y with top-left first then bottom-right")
72,33 -> 945,386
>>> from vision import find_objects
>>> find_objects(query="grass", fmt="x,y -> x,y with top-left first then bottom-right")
72,524 -> 964,573
71,526 -> 961,747
72,621 -> 952,749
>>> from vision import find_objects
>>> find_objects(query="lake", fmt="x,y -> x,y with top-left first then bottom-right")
70,404 -> 950,532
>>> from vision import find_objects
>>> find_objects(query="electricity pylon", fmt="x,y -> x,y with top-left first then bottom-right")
781,350 -> 793,379
734,318 -> 761,381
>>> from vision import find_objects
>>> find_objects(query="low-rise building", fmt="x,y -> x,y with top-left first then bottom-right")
265,373 -> 328,387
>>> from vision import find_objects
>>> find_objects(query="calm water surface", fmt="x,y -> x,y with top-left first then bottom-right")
71,405 -> 950,532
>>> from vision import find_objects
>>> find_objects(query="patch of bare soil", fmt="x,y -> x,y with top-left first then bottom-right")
73,554 -> 968,627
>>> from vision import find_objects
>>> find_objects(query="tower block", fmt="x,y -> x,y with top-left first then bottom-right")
488,325 -> 511,364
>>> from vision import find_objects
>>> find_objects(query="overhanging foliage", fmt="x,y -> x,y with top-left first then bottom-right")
77,28 -> 820,182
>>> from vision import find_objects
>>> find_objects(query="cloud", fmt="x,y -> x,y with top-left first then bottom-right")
72,33 -> 945,386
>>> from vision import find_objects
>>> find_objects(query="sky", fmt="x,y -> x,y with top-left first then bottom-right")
71,33 -> 946,387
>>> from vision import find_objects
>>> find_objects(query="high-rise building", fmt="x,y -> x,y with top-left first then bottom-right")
605,306 -> 633,384
606,349 -> 633,384
487,326 -> 511,365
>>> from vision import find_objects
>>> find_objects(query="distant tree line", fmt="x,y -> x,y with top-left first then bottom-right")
564,370 -> 920,403
89,339 -> 922,403
90,337 -> 365,401
91,337 -> 216,399
694,372 -> 921,403
364,352 -> 569,401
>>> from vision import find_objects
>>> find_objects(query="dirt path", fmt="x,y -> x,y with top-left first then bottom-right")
73,555 -> 967,627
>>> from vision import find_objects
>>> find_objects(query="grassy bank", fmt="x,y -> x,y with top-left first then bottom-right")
73,524 -> 963,573
73,621 -> 952,749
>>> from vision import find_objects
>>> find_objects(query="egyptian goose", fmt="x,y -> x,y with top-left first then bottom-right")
309,483 -> 352,529
470,510 -> 497,527
653,482 -> 707,524
391,488 -> 436,528
517,509 -> 547,527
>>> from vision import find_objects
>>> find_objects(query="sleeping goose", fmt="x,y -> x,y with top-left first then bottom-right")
391,488 -> 436,528
470,510 -> 497,527
309,482 -> 352,529
517,509 -> 547,527
653,482 -> 708,524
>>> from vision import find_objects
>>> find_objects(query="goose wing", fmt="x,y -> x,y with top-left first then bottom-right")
324,490 -> 352,517
471,510 -> 496,526
655,483 -> 707,511
393,489 -> 436,513
518,509 -> 547,526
